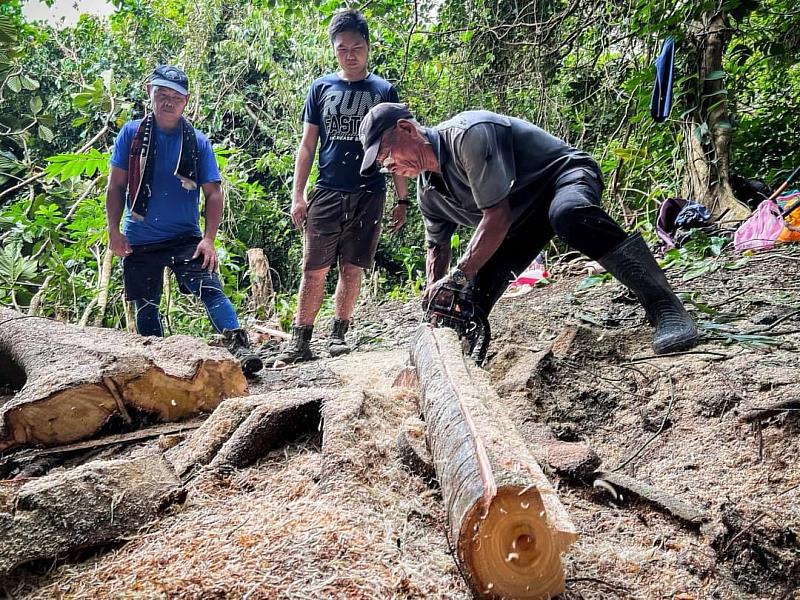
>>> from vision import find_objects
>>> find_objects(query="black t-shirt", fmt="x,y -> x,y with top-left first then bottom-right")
302,73 -> 399,193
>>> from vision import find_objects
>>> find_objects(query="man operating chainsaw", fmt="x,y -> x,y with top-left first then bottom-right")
358,103 -> 699,357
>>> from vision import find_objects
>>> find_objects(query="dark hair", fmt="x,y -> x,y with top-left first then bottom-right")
328,9 -> 369,45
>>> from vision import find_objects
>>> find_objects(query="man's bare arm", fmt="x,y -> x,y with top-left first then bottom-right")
201,182 -> 223,241
456,198 -> 513,279
193,181 -> 224,271
291,122 -> 319,229
426,242 -> 451,285
106,166 -> 132,256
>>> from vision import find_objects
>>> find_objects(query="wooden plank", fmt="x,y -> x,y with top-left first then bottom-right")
37,420 -> 205,456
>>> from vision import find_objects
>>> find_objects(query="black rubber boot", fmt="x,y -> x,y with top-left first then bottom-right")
222,328 -> 263,377
273,325 -> 314,368
598,234 -> 699,355
328,318 -> 351,357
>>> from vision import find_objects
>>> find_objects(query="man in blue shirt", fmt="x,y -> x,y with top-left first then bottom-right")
274,9 -> 409,366
106,65 -> 262,376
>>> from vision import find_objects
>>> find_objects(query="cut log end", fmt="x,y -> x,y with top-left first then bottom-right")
460,486 -> 567,600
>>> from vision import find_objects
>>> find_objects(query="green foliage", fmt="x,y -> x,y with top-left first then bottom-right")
45,149 -> 109,181
0,0 -> 798,334
0,241 -> 38,304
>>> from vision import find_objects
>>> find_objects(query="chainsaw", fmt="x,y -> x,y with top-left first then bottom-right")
424,284 -> 491,366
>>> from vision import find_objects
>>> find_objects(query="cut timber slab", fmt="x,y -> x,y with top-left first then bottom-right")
167,389 -> 327,477
0,455 -> 183,576
0,308 -> 246,451
210,390 -> 325,470
411,325 -> 577,600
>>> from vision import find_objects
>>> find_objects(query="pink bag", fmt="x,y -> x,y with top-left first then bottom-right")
734,199 -> 784,252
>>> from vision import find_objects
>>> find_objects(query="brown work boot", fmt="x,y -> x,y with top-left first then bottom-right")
273,325 -> 314,368
222,328 -> 263,377
328,318 -> 351,357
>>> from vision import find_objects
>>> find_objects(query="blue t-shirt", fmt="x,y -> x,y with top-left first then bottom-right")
303,73 -> 399,193
110,119 -> 221,245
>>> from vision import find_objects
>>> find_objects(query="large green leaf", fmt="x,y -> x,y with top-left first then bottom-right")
6,75 -> 21,93
0,242 -> 39,290
44,149 -> 111,181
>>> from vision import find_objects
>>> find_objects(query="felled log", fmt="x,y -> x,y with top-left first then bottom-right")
411,325 -> 577,600
0,307 -> 247,451
166,397 -> 261,478
0,455 -> 183,576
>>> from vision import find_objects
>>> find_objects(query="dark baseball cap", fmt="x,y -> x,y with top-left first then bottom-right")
359,102 -> 414,176
149,64 -> 189,96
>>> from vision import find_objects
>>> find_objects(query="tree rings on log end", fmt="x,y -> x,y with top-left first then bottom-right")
459,486 -> 567,600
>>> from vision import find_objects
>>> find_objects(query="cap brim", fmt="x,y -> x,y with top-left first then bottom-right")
151,78 -> 189,96
359,139 -> 381,177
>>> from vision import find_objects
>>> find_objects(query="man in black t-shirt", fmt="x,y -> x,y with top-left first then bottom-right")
357,103 -> 699,356
274,9 -> 408,367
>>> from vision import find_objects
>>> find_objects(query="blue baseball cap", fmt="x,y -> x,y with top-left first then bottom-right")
149,64 -> 189,96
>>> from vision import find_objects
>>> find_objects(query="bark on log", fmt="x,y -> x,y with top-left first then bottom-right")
209,390 -> 324,470
166,389 -> 327,478
411,325 -> 577,600
0,455 -> 183,576
165,396 -> 259,478
0,308 -> 247,451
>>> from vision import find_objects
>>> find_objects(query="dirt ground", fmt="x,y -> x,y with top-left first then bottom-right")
2,244 -> 799,599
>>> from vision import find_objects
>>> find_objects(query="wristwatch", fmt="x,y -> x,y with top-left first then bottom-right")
396,197 -> 410,206
450,268 -> 469,288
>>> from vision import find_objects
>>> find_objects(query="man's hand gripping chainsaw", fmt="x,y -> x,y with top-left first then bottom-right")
424,284 -> 491,365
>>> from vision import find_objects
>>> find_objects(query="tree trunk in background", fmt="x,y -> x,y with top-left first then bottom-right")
683,11 -> 750,221
0,307 -> 247,452
247,248 -> 274,319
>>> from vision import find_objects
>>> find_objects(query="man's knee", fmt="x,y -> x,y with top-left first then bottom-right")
302,266 -> 330,282
339,262 -> 363,280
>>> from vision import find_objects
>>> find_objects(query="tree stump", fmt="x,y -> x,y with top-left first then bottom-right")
246,248 -> 274,319
0,455 -> 183,576
0,308 -> 247,451
411,325 -> 577,600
